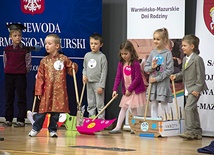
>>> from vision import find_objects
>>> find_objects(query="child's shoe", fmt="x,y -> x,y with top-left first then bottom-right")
130,130 -> 135,134
109,129 -> 121,134
28,129 -> 39,137
3,121 -> 12,127
194,134 -> 202,140
50,131 -> 58,138
179,132 -> 194,140
14,122 -> 25,127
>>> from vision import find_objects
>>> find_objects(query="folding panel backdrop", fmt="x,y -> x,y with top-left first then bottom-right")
0,0 -> 102,117
195,0 -> 214,136
125,0 -> 185,130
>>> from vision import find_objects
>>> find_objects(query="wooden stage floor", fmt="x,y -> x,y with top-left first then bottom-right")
0,123 -> 213,155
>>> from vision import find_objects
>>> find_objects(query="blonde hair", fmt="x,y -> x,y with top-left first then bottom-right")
153,28 -> 169,45
46,34 -> 60,45
45,34 -> 61,51
9,29 -> 22,36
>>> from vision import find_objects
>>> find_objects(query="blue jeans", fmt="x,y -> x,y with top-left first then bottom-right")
33,112 -> 59,132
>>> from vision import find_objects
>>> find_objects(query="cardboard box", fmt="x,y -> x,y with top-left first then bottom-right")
129,113 -> 185,137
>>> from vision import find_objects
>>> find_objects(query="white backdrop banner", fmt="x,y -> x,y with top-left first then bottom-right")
124,0 -> 185,131
195,0 -> 214,136
127,0 -> 185,39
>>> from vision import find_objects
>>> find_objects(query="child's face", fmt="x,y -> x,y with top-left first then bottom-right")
90,38 -> 103,53
10,30 -> 22,46
45,36 -> 60,55
153,33 -> 166,50
182,40 -> 194,56
120,49 -> 131,62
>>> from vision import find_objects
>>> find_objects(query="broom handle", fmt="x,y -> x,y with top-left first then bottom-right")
79,83 -> 86,107
92,94 -> 118,121
172,80 -> 179,121
144,83 -> 152,121
32,96 -> 37,112
72,68 -> 80,105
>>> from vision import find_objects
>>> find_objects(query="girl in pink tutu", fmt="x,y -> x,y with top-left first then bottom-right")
109,40 -> 146,134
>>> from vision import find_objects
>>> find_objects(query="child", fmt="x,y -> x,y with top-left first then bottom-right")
167,39 -> 183,74
28,34 -> 78,137
82,33 -> 108,119
144,28 -> 174,118
3,23 -> 32,127
139,55 -> 149,88
109,40 -> 146,134
170,34 -> 208,140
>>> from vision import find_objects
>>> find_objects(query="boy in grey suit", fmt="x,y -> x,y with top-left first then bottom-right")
171,34 -> 208,140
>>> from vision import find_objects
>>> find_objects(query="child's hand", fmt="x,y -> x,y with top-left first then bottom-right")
149,77 -> 156,83
72,62 -> 76,69
112,91 -> 117,98
152,59 -> 158,69
72,62 -> 78,71
192,91 -> 199,97
170,75 -> 176,81
97,87 -> 103,94
125,90 -> 131,96
82,75 -> 88,83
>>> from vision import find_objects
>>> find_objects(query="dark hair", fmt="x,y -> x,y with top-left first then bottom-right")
89,33 -> 103,44
119,40 -> 138,65
153,27 -> 169,45
182,34 -> 200,54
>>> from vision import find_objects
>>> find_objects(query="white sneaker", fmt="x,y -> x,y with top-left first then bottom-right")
28,129 -> 39,137
49,131 -> 58,138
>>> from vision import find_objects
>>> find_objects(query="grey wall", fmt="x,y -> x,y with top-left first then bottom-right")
102,0 -> 127,122
102,0 -> 196,124
185,0 -> 197,34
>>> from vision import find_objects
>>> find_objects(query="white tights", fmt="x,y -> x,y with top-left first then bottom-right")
112,107 -> 137,131
150,101 -> 168,118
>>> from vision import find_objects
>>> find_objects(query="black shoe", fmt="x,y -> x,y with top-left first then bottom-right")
14,122 -> 25,127
3,121 -> 12,127
130,130 -> 135,134
109,129 -> 121,134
